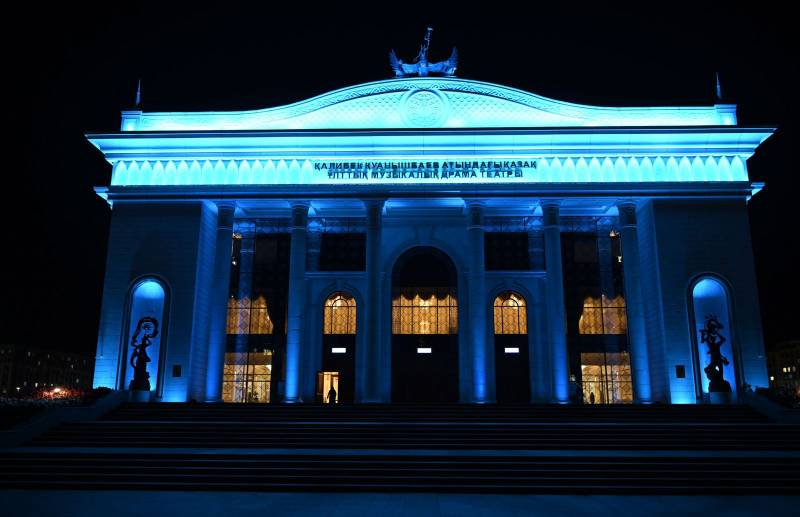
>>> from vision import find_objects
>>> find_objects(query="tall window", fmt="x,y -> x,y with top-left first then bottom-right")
578,294 -> 627,335
227,295 -> 274,335
323,292 -> 357,335
493,291 -> 528,334
392,288 -> 458,335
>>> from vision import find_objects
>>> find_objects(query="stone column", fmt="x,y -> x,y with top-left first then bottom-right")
306,230 -> 322,273
284,201 -> 310,403
204,202 -> 236,402
542,201 -> 569,403
233,228 -> 255,353
361,199 -> 385,402
466,200 -> 491,403
617,202 -> 652,403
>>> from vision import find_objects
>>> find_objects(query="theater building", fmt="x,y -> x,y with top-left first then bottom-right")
88,77 -> 773,405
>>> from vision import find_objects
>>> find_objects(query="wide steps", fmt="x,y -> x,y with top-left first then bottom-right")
9,402 -> 798,494
1,453 -> 797,494
103,403 -> 770,424
29,422 -> 799,450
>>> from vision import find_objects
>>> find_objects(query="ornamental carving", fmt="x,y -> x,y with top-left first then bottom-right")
402,89 -> 449,127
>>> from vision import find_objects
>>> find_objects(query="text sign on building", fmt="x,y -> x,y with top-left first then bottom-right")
315,160 -> 538,184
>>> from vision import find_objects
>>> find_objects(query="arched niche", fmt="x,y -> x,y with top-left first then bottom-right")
122,278 -> 168,396
690,277 -> 737,396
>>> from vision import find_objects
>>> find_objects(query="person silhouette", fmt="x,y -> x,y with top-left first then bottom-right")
327,384 -> 337,405
589,391 -> 596,405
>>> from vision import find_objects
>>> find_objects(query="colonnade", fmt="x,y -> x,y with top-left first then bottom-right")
203,199 -> 652,404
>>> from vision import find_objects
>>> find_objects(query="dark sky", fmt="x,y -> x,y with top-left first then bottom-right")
8,3 -> 798,357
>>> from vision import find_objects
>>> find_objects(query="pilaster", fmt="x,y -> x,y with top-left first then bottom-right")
204,201 -> 236,402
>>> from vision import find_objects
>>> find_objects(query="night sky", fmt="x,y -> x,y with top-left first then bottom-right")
8,4 -> 798,357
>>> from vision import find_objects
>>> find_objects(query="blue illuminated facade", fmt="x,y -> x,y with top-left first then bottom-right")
89,77 -> 773,404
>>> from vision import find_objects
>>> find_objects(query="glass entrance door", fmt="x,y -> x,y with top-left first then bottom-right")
222,350 -> 273,403
579,351 -> 633,404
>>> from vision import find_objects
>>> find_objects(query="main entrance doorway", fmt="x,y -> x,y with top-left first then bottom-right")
493,291 -> 531,403
391,247 -> 459,403
319,292 -> 356,403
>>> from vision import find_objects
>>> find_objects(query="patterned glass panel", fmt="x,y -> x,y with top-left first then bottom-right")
579,295 -> 627,335
580,352 -> 633,404
250,296 -> 273,334
493,292 -> 528,335
391,290 -> 458,335
222,350 -> 272,403
323,293 -> 356,335
226,296 -> 274,335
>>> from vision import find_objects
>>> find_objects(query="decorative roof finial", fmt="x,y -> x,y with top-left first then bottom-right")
715,72 -> 722,101
389,27 -> 458,78
135,79 -> 142,108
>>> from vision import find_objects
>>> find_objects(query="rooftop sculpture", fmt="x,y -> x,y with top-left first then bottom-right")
389,27 -> 458,77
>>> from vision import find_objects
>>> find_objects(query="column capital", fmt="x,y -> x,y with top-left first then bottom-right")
214,201 -> 236,231
363,198 -> 386,226
215,200 -> 237,211
289,201 -> 310,230
616,201 -> 638,228
464,199 -> 485,229
362,197 -> 386,209
540,201 -> 562,228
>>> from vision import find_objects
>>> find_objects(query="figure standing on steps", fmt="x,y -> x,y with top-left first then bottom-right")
327,383 -> 337,405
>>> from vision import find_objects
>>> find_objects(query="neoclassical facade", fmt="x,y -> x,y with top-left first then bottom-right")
89,77 -> 773,404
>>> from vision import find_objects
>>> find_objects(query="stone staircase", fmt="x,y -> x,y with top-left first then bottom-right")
2,403 -> 798,493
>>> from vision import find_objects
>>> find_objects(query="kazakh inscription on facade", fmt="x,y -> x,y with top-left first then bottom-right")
315,160 -> 538,183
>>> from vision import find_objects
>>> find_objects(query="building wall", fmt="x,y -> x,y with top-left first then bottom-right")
93,201 -> 217,401
644,198 -> 768,403
93,196 -> 770,405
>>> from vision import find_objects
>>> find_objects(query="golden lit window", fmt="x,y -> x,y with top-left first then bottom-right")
392,289 -> 457,335
493,291 -> 528,335
323,293 -> 356,335
222,350 -> 272,403
578,294 -> 627,335
226,295 -> 274,335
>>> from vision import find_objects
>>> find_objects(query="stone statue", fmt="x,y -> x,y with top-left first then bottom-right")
389,27 -> 458,77
129,316 -> 159,392
700,314 -> 732,392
